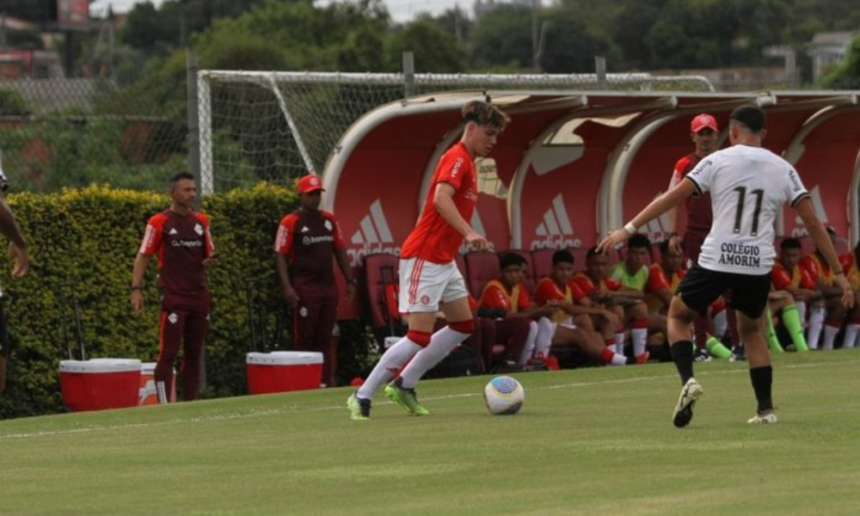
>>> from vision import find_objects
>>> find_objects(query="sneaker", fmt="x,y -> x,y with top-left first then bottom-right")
635,351 -> 650,364
693,348 -> 712,362
747,409 -> 778,424
384,378 -> 430,416
347,393 -> 371,420
672,378 -> 704,428
729,346 -> 746,362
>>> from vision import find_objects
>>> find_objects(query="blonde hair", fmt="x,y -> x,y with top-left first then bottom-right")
462,101 -> 510,131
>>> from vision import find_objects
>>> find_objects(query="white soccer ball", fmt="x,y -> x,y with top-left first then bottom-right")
483,376 -> 524,415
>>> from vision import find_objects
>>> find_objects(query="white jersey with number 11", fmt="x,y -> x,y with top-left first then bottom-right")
685,144 -> 809,276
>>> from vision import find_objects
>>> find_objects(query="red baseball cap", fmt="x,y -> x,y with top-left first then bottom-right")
297,174 -> 324,194
691,113 -> 718,134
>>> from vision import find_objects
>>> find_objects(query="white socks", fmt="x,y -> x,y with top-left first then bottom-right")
356,337 -> 422,400
519,321 -> 539,365
807,307 -> 825,350
534,317 -> 554,358
399,326 -> 470,389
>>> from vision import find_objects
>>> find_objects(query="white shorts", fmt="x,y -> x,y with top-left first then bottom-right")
398,257 -> 469,313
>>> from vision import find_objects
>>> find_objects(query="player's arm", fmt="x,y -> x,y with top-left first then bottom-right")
666,164 -> 685,254
434,183 -> 486,251
794,197 -> 853,308
130,253 -> 152,314
274,216 -> 299,308
0,195 -> 28,278
598,179 -> 696,253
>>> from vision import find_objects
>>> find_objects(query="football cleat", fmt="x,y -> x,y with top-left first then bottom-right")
672,378 -> 704,428
635,351 -> 650,364
347,393 -> 371,420
747,410 -> 778,424
693,349 -> 712,362
384,377 -> 429,416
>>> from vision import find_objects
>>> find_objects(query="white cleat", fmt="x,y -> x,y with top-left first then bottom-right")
747,410 -> 778,424
672,378 -> 704,428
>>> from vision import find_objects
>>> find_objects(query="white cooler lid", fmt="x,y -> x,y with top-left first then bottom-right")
59,358 -> 142,373
246,351 -> 323,365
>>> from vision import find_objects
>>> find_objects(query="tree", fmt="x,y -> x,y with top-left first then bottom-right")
386,20 -> 468,73
471,6 -> 534,70
820,35 -> 860,89
537,6 -> 621,74
413,7 -> 473,46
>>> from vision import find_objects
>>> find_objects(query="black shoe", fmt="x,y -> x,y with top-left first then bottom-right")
730,346 -> 746,362
693,349 -> 712,362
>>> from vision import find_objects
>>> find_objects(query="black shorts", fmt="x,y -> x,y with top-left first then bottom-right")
676,263 -> 771,319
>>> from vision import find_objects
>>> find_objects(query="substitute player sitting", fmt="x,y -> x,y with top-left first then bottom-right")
801,228 -> 848,350
479,252 -> 556,366
607,234 -> 657,358
645,239 -> 732,360
533,250 -> 648,366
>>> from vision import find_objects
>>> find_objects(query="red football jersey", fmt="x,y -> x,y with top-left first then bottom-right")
275,209 -> 345,290
139,210 -> 214,297
480,279 -> 531,314
400,142 -> 477,264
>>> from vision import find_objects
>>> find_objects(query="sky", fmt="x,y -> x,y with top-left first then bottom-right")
90,0 -> 469,24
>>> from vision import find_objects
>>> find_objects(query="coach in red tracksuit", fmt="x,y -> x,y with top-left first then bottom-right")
275,175 -> 356,387
132,171 -> 215,402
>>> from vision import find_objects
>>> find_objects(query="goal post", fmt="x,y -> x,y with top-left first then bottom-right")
195,70 -> 714,195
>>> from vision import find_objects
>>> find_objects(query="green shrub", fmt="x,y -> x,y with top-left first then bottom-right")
0,183 -> 375,418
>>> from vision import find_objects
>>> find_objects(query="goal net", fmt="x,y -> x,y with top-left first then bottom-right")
197,71 -> 714,193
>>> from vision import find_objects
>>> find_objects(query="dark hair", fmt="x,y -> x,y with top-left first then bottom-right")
780,237 -> 802,251
552,249 -> 574,265
168,171 -> 195,186
659,239 -> 671,255
499,252 -> 527,269
729,104 -> 766,134
462,101 -> 510,131
628,233 -> 651,250
585,246 -> 601,261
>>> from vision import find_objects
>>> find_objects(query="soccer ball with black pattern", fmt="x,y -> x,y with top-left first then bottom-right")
484,376 -> 524,415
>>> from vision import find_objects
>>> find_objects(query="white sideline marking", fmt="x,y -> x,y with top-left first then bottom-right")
0,358 -> 854,441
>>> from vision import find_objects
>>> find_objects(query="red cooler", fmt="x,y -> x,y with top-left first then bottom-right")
246,351 -> 323,394
59,359 -> 142,412
139,362 -> 176,405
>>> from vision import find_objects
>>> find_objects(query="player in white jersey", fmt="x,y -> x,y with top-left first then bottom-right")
598,105 -> 853,427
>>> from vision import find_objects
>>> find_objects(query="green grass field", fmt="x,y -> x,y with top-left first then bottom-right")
1,351 -> 859,516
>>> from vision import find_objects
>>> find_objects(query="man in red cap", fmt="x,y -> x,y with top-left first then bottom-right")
275,174 -> 356,387
665,113 -> 740,362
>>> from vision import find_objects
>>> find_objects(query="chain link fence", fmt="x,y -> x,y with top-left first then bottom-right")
0,58 -> 816,194
0,76 -> 187,192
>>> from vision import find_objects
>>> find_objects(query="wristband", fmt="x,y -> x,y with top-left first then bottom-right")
623,222 -> 637,235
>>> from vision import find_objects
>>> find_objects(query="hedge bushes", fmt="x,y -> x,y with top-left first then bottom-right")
0,184 -> 376,419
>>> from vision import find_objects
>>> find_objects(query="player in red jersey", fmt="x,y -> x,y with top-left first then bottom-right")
572,247 -> 633,355
478,252 -> 555,366
348,101 -> 510,420
800,228 -> 849,350
276,174 -> 356,387
646,240 -> 732,359
533,250 -> 648,366
665,113 -> 742,361
132,172 -> 215,402
839,242 -> 860,348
